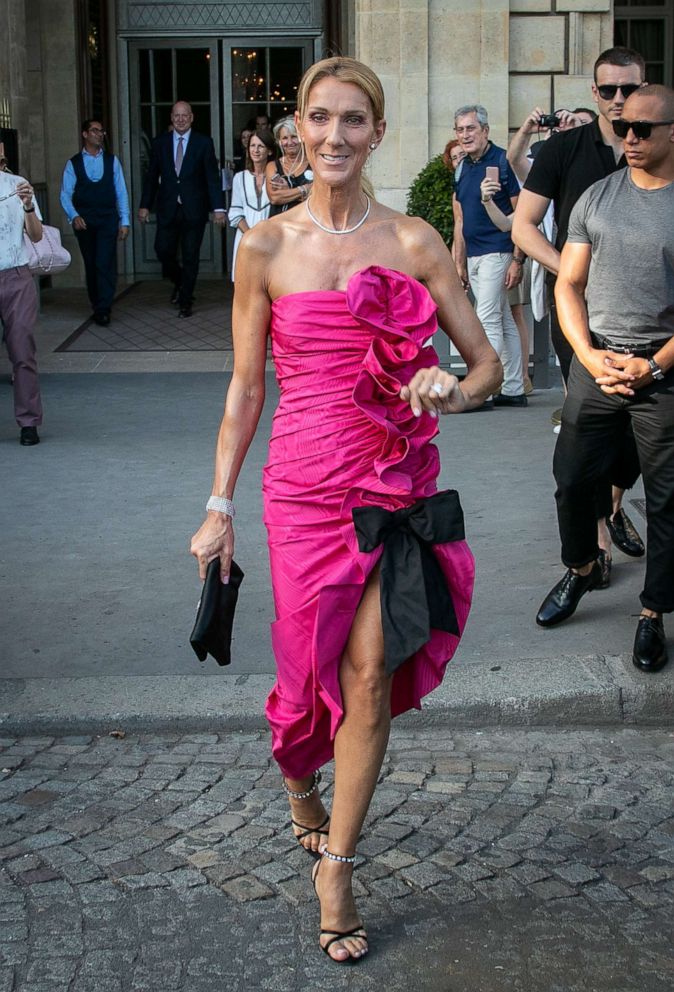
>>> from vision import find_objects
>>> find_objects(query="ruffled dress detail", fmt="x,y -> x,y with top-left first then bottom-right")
263,266 -> 475,778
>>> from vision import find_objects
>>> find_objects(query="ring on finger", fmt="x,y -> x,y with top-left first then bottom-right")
431,382 -> 443,396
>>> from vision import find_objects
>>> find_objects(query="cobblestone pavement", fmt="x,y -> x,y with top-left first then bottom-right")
1,727 -> 673,992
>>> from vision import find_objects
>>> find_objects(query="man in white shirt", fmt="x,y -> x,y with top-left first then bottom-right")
0,168 -> 44,445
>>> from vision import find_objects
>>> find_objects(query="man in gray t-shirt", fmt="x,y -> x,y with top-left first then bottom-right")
566,168 -> 674,346
535,84 -> 674,674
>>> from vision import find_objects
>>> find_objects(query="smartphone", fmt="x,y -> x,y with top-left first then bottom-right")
485,166 -> 499,182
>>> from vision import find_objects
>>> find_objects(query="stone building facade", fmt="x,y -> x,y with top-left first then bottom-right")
1,1 -> 671,280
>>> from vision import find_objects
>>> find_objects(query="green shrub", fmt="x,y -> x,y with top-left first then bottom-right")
406,155 -> 455,248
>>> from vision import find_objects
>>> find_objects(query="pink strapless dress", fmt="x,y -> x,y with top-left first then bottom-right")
263,266 -> 475,778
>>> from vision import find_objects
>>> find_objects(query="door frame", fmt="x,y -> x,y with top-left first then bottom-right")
126,37 -> 222,276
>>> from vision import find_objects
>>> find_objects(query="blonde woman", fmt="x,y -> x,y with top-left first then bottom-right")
265,115 -> 313,215
191,57 -> 500,963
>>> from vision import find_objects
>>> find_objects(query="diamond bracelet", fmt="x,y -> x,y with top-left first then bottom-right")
206,496 -> 235,517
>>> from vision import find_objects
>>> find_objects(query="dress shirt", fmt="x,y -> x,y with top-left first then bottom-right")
60,148 -> 130,226
172,129 -> 224,211
0,172 -> 43,272
173,128 -> 191,167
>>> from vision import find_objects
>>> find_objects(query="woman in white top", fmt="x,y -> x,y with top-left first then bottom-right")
228,129 -> 274,280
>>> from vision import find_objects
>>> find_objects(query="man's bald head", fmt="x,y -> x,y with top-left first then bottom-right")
171,102 -> 194,135
623,84 -> 674,122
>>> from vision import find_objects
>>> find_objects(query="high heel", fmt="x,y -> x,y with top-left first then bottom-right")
283,770 -> 331,855
311,850 -> 368,963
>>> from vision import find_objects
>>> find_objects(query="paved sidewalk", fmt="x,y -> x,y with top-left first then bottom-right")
1,726 -> 673,991
3,370 -> 672,734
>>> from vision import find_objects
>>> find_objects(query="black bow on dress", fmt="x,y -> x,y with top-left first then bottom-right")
352,490 -> 465,675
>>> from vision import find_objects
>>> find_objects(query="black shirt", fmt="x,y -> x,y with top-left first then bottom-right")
523,119 -> 626,250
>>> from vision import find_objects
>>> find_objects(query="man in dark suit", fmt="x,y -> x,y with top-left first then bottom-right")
138,101 -> 225,317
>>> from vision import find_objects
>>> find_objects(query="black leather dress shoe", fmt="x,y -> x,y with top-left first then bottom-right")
536,562 -> 601,627
93,312 -> 110,327
493,393 -> 528,407
20,426 -> 40,446
178,305 -> 193,318
633,616 -> 668,672
607,508 -> 645,558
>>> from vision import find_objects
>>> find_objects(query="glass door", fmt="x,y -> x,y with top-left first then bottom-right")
129,40 -> 222,275
222,40 -> 314,170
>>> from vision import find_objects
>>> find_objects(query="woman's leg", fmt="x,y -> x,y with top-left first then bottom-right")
283,773 -> 330,854
314,565 -> 392,961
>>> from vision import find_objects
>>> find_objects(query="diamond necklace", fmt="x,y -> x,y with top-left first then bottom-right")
305,194 -> 371,235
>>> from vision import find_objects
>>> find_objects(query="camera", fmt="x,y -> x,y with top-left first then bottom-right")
539,114 -> 561,129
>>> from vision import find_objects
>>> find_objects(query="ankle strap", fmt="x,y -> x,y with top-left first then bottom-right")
322,849 -> 355,864
282,769 -> 321,800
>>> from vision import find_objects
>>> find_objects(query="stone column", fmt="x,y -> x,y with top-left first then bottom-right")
356,0 -> 430,212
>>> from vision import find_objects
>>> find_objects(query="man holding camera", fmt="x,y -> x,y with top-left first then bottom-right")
512,46 -> 646,579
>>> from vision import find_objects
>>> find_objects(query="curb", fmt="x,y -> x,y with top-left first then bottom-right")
1,654 -> 672,736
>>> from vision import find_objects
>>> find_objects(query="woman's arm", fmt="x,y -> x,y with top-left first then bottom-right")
190,228 -> 273,581
403,219 -> 502,412
265,160 -> 310,206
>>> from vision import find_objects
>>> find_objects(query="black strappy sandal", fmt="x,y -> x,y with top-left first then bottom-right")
283,770 -> 331,856
311,849 -> 368,962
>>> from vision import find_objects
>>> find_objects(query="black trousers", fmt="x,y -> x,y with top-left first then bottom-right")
554,356 -> 674,613
74,214 -> 118,316
154,206 -> 206,307
547,274 -> 641,512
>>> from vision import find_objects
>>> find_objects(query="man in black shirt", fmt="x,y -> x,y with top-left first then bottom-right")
512,46 -> 646,572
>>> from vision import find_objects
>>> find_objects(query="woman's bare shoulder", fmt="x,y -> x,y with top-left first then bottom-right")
372,203 -> 442,248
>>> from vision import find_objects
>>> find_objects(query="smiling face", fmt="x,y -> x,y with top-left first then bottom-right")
450,145 -> 466,169
620,92 -> 674,172
171,102 -> 193,135
296,77 -> 385,189
83,121 -> 105,151
278,126 -> 300,158
248,134 -> 270,167
454,112 -> 489,159
592,63 -> 644,124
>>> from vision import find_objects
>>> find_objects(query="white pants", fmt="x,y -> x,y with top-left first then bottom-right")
468,252 -> 524,396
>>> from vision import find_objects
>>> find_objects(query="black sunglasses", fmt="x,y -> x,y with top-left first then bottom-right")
596,84 -> 642,101
612,118 -> 674,140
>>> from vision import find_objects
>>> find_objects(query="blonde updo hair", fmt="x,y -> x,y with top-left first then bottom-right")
296,56 -> 384,199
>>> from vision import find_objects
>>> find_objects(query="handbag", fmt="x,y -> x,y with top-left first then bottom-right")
23,225 -> 71,276
190,557 -> 244,667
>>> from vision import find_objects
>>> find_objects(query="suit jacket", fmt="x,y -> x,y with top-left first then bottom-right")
140,130 -> 223,224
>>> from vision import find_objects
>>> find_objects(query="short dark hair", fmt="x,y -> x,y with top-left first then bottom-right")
594,47 -> 645,83
626,83 -> 674,119
81,119 -> 103,133
572,107 -> 597,120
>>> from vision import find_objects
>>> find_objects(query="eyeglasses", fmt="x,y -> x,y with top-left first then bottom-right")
612,118 -> 674,140
88,128 -> 106,135
596,84 -> 642,101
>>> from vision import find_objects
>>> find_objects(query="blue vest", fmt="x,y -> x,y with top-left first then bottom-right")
71,151 -> 117,220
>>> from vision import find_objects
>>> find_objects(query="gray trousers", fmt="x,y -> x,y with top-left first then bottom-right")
0,265 -> 42,426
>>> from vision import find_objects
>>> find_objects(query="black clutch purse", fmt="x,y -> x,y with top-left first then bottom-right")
190,557 -> 244,667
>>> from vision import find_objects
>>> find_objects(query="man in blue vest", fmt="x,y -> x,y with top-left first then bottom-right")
60,120 -> 130,326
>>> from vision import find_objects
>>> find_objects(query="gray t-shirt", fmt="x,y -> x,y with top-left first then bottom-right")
567,169 -> 674,345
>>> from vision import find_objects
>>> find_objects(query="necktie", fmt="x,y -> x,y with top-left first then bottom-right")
175,136 -> 184,174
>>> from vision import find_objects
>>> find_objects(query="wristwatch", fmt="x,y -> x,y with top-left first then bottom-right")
648,358 -> 665,381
